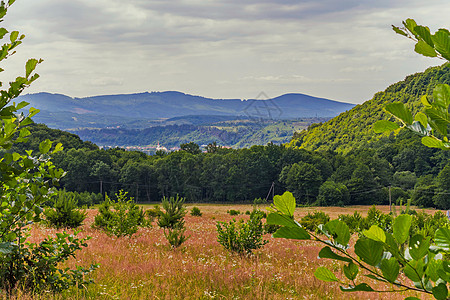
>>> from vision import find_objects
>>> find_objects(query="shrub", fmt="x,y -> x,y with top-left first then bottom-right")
339,211 -> 365,233
299,211 -> 330,231
216,213 -> 268,255
158,195 -> 188,248
94,190 -> 149,237
44,190 -> 87,228
146,205 -> 161,219
0,2 -> 96,294
190,206 -> 202,216
227,209 -> 240,216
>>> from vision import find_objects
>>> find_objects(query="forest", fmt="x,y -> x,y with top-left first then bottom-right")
8,123 -> 450,209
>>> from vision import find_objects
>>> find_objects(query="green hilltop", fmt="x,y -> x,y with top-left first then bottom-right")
289,63 -> 450,153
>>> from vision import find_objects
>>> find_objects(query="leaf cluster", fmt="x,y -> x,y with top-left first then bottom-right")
268,191 -> 450,299
94,190 -> 149,237
216,212 -> 268,255
43,190 -> 87,229
157,195 -> 188,248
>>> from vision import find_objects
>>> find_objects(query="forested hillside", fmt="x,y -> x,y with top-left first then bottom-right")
7,124 -> 449,208
289,63 -> 450,152
73,118 -> 322,148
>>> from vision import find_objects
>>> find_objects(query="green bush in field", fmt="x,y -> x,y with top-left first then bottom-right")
94,190 -> 149,237
44,190 -> 87,228
217,213 -> 268,255
227,209 -> 240,216
299,211 -> 330,231
158,195 -> 188,248
190,206 -> 202,216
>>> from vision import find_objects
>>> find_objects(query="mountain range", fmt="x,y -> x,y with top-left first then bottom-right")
17,91 -> 355,130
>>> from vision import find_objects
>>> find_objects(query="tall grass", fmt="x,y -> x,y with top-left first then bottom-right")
7,205 -> 431,299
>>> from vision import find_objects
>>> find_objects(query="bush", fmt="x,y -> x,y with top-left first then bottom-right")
299,211 -> 330,231
339,211 -> 365,233
227,209 -> 240,216
158,195 -> 188,248
44,190 -> 87,228
411,210 -> 449,239
190,206 -> 202,216
94,190 -> 149,237
146,205 -> 161,219
216,213 -> 268,255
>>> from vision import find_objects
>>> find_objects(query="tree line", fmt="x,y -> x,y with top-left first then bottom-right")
7,124 -> 449,208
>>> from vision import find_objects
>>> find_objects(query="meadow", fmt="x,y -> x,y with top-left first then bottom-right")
16,205 -> 437,300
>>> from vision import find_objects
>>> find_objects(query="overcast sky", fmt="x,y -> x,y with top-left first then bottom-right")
1,0 -> 449,104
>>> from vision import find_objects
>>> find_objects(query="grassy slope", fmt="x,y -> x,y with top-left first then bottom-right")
289,63 -> 450,153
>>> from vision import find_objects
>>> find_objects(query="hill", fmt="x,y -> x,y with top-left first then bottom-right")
73,118 -> 327,149
17,91 -> 355,130
289,63 -> 450,153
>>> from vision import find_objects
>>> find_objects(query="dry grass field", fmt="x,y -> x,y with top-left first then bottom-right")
12,204 -> 438,300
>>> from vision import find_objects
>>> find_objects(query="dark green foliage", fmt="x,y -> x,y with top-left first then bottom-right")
338,211 -> 365,233
44,190 -> 87,228
0,231 -> 98,293
411,210 -> 449,239
190,206 -> 202,216
94,191 -> 149,237
299,211 -> 331,231
158,195 -> 188,248
146,205 -> 161,219
316,180 -> 349,206
228,209 -> 240,216
216,213 -> 268,255
290,63 -> 450,153
279,161 -> 322,204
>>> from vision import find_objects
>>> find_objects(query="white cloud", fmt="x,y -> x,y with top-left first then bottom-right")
0,0 -> 448,103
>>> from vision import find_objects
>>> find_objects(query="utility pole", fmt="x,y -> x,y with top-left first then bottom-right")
265,182 -> 275,202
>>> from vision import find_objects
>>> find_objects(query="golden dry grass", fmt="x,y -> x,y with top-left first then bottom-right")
6,204 -> 438,300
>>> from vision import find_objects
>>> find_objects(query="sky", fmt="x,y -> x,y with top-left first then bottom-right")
1,0 -> 449,104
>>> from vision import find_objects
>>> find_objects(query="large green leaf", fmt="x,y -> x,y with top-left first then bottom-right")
266,213 -> 297,227
414,112 -> 428,128
415,40 -> 438,57
414,25 -> 434,47
324,219 -> 350,246
432,29 -> 450,60
354,238 -> 383,266
379,257 -> 399,282
373,120 -> 400,133
432,283 -> 448,300
435,228 -> 450,250
314,267 -> 338,282
432,84 -> 450,108
273,226 -> 310,240
273,191 -> 296,217
39,139 -> 52,154
339,283 -> 374,292
404,259 -> 425,282
421,136 -> 447,149
424,107 -> 449,137
406,121 -> 430,136
393,214 -> 412,244
409,234 -> 430,260
343,262 -> 358,281
363,225 -> 386,243
385,102 -> 413,125
318,246 -> 351,263
25,58 -> 39,78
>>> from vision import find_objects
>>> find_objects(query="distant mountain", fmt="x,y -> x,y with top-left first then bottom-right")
289,63 -> 450,153
17,91 -> 355,130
